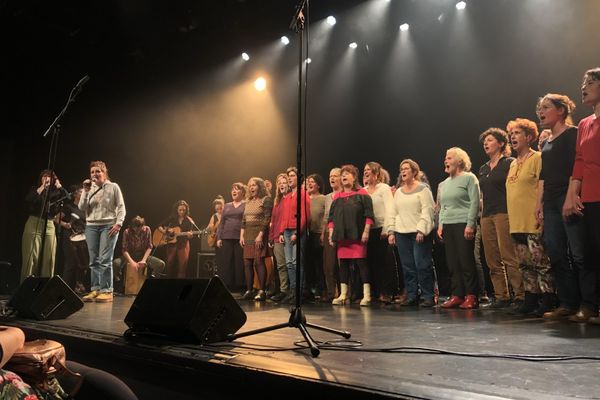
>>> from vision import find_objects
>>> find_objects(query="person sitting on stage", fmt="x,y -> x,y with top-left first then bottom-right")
79,161 -> 126,303
0,326 -> 139,399
328,164 -> 374,306
113,215 -> 165,293
240,177 -> 273,301
21,169 -> 69,282
56,184 -> 89,294
157,200 -> 195,278
217,183 -> 247,293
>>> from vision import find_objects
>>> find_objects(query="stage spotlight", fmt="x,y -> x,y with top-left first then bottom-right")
305,58 -> 312,64
242,52 -> 250,61
456,1 -> 466,10
281,36 -> 290,45
254,77 -> 266,91
399,23 -> 409,32
326,16 -> 336,26
349,42 -> 358,49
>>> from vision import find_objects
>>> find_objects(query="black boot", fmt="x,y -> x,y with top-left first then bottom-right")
509,292 -> 540,315
533,292 -> 557,317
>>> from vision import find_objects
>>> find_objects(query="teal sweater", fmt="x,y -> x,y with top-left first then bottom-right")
438,173 -> 480,228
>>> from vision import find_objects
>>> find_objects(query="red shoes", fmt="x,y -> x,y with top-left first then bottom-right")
441,296 -> 464,309
459,294 -> 479,309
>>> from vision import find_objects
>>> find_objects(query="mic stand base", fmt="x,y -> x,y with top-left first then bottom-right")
226,305 -> 351,358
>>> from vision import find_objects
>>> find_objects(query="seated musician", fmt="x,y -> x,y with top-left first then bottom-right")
114,215 -> 165,293
157,200 -> 195,278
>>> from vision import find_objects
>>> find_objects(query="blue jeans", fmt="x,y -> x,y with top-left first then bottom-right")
544,194 -> 585,309
395,232 -> 434,301
85,224 -> 119,293
283,229 -> 304,290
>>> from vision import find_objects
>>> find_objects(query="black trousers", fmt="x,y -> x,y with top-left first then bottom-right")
216,239 -> 245,292
443,223 -> 479,297
582,202 -> 600,310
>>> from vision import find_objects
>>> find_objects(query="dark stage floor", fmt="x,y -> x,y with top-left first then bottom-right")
5,297 -> 600,399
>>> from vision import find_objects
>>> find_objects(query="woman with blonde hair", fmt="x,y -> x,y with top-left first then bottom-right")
268,173 -> 290,302
437,148 -> 481,309
363,161 -> 395,303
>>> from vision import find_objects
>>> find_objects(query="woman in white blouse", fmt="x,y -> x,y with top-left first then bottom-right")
387,159 -> 436,307
363,161 -> 395,303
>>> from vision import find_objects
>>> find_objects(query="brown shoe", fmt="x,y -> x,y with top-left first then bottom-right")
543,306 -> 576,320
568,308 -> 598,323
95,292 -> 113,303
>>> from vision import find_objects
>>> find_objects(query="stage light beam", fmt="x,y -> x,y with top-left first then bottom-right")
254,77 -> 266,91
326,16 -> 337,26
305,58 -> 312,64
281,36 -> 290,45
242,52 -> 250,61
456,1 -> 466,10
349,42 -> 358,49
399,23 -> 409,32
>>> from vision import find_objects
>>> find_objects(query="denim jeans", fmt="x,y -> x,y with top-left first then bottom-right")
395,232 -> 434,301
86,224 -> 119,293
543,194 -> 585,309
283,229 -> 304,290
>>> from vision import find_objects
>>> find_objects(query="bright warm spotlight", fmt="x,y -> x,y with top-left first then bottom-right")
305,58 -> 312,64
241,52 -> 250,61
254,77 -> 266,91
281,36 -> 290,45
456,1 -> 466,10
349,42 -> 358,49
399,23 -> 409,32
326,16 -> 336,26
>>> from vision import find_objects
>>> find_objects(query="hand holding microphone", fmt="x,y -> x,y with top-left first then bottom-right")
83,179 -> 92,191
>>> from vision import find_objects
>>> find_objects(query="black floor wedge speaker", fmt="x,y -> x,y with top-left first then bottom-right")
124,277 -> 246,344
9,276 -> 84,320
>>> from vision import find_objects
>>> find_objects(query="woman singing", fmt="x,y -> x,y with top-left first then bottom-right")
21,169 -> 68,281
387,159 -> 435,307
240,177 -> 273,301
438,148 -> 481,309
328,164 -> 374,306
79,161 -> 126,303
217,183 -> 246,292
506,118 -> 554,315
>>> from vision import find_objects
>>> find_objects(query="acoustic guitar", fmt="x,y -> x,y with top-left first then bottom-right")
152,227 -> 205,247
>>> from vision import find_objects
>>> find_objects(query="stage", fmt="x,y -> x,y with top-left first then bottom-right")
3,296 -> 600,399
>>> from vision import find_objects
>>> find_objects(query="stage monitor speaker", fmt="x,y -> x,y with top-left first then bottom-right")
196,252 -> 216,278
124,277 -> 246,344
9,276 -> 84,320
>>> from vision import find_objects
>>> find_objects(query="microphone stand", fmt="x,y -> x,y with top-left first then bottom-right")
36,76 -> 89,277
227,0 -> 350,357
